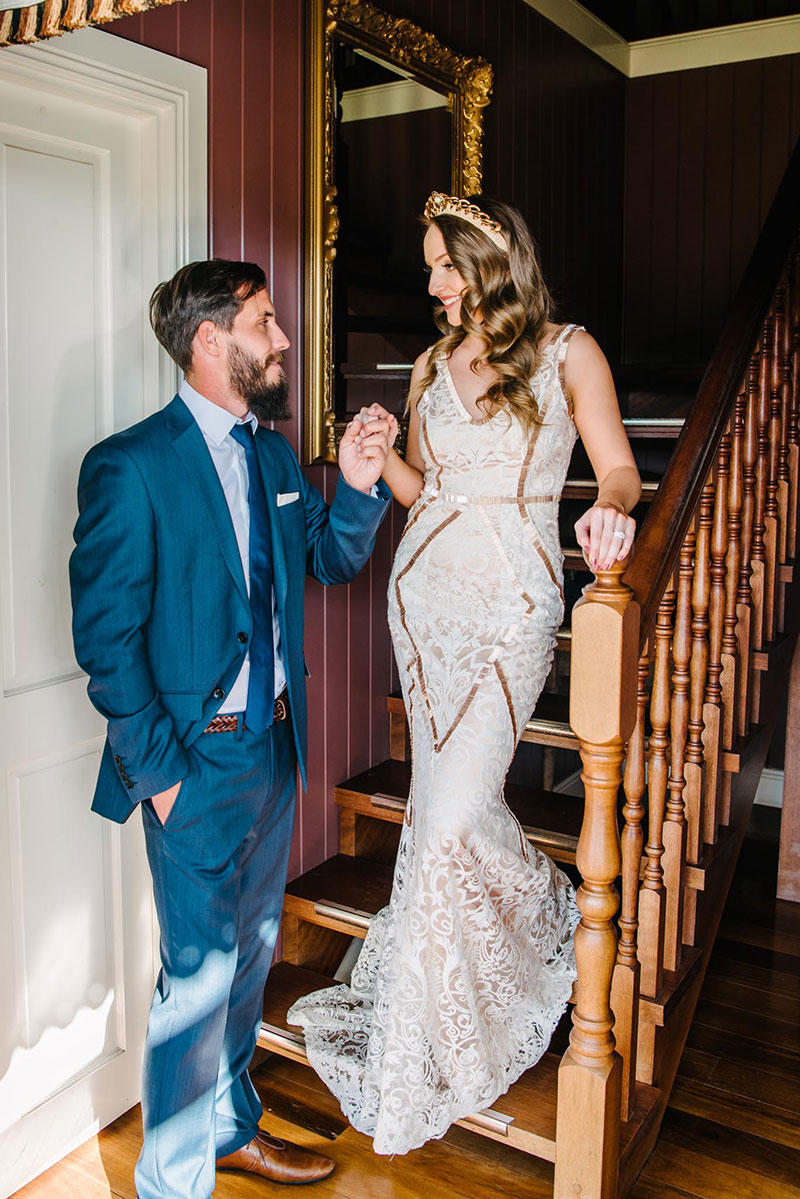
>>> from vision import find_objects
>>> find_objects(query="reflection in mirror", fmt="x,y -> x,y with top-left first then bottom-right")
303,0 -> 491,463
334,48 -> 451,427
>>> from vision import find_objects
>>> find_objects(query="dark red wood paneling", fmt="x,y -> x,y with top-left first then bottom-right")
623,54 -> 800,366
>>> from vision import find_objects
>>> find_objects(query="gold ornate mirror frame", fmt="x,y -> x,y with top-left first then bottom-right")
304,0 -> 493,464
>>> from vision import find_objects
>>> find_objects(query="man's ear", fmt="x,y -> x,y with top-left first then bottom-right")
194,319 -> 222,359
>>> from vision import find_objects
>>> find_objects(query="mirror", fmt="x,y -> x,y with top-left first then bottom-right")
304,0 -> 493,463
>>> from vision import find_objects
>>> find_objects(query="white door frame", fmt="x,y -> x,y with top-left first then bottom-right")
2,25 -> 207,409
0,27 -> 206,1197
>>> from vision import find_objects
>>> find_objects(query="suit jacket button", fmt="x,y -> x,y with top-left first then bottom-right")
237,632 -> 248,644
213,687 -> 225,700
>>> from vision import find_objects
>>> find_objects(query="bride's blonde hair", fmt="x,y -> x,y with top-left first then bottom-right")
409,195 -> 553,434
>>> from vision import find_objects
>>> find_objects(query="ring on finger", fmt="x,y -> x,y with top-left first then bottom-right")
612,529 -> 626,541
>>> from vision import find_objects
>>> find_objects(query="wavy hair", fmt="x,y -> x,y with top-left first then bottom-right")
409,196 -> 553,434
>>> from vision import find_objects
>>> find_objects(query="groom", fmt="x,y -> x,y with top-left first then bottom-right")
69,259 -> 392,1198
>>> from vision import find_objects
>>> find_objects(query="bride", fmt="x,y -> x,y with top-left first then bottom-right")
289,192 -> 641,1155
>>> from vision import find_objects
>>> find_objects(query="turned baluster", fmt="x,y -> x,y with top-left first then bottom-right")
788,252 -> 800,560
702,456 -> 728,848
556,561 -> 639,1199
684,483 -> 712,879
764,302 -> 783,643
721,398 -> 745,824
750,319 -> 773,725
750,324 -> 771,664
640,585 -> 674,999
612,650 -> 647,1120
664,546 -> 692,975
737,351 -> 759,735
776,276 -> 792,579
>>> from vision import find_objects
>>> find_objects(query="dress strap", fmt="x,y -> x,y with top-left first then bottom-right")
554,323 -> 585,420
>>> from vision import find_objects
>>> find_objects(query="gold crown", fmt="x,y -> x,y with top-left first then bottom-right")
423,191 -> 508,253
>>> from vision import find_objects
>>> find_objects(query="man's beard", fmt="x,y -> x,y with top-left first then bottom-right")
227,341 -> 291,422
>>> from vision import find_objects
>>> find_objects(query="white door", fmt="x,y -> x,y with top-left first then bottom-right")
0,29 -> 206,1196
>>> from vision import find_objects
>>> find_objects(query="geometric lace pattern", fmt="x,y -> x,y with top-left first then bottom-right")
289,325 -> 583,1154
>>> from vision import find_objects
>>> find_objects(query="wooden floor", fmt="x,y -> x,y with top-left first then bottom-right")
12,808 -> 800,1199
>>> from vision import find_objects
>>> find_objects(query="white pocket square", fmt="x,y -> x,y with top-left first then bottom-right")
277,491 -> 299,507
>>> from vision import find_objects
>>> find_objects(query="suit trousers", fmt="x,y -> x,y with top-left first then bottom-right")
134,717 -> 296,1199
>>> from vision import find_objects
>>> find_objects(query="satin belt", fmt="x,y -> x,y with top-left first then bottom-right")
421,485 -> 557,505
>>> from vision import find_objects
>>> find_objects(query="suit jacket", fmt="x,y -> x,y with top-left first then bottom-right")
70,396 -> 391,824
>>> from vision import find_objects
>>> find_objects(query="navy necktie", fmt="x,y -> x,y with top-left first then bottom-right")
229,422 -> 275,732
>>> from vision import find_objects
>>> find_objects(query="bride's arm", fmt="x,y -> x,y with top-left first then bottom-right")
566,331 -> 641,571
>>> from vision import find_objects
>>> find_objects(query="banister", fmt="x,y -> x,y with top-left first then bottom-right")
623,134 -> 800,646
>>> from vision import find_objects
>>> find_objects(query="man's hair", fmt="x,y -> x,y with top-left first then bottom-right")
149,259 -> 267,372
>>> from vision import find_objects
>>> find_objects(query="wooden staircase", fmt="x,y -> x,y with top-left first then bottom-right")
258,140 -> 800,1196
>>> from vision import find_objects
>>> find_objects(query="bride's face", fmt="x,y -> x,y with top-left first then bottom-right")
424,224 -> 467,327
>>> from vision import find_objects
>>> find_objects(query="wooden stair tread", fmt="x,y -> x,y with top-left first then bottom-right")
621,416 -> 685,438
335,759 -> 589,862
262,960 -> 337,1034
284,853 -> 394,931
259,961 -> 661,1164
563,477 -> 659,502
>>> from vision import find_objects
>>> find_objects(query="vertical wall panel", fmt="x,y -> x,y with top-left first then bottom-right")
624,53 -> 800,365
110,0 -> 625,884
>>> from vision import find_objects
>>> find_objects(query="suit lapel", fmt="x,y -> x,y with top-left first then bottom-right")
254,431 -> 288,609
165,397 -> 249,605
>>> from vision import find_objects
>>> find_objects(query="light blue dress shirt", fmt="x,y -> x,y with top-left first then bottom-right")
179,380 -> 286,713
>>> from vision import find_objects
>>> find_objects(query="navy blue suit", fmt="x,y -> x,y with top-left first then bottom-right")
70,396 -> 390,1198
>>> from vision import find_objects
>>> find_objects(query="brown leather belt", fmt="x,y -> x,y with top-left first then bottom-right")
204,690 -> 288,734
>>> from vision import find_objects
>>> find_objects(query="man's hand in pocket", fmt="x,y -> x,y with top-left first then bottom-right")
151,780 -> 181,826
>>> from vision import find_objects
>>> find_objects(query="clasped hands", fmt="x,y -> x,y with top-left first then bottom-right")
338,405 -> 399,492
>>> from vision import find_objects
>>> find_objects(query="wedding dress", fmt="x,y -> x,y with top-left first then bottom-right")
288,323 -> 583,1155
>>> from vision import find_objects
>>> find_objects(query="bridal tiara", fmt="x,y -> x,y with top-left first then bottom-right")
423,192 -> 509,253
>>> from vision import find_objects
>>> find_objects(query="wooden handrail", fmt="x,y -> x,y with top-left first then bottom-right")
624,134 -> 800,646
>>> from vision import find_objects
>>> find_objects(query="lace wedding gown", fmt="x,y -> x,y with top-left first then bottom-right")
289,324 -> 583,1155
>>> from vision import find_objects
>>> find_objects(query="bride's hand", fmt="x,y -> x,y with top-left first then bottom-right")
338,405 -> 398,493
574,503 -> 635,571
355,404 -> 399,451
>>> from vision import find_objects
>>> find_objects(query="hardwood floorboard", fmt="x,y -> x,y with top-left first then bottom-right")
697,972 -> 800,1023
667,1075 -> 800,1150
11,810 -> 800,1199
707,936 -> 800,991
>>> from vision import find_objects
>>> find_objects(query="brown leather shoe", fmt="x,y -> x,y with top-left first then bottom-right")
216,1129 -> 335,1185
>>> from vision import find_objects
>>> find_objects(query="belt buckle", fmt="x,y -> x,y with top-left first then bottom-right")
273,694 -> 288,723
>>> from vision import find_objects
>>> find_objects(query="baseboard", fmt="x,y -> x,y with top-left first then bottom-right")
754,767 -> 784,809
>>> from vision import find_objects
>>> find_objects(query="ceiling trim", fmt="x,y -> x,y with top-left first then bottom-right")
520,0 -> 629,73
628,15 -> 800,76
521,0 -> 800,77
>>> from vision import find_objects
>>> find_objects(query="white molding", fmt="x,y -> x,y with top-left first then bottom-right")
755,766 -> 784,809
521,1 -> 800,77
629,15 -> 800,76
341,77 -> 447,123
520,0 -> 629,74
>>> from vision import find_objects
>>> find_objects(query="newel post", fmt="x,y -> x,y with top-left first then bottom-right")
555,560 -> 639,1199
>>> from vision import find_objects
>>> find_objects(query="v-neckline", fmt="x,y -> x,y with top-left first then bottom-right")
441,331 -> 562,425
440,354 -> 492,425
